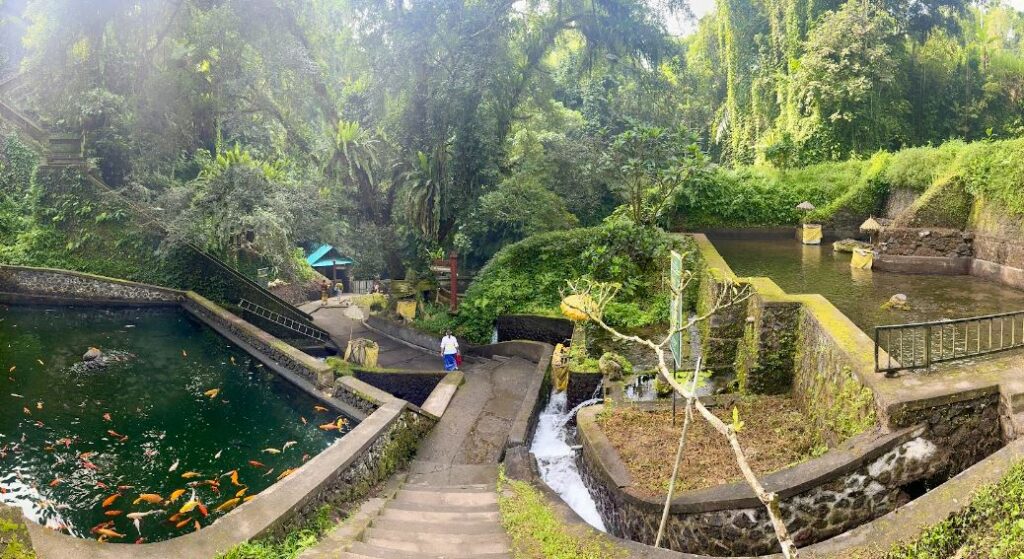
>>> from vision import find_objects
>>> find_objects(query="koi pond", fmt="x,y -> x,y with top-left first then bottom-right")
712,237 -> 1024,332
0,304 -> 355,543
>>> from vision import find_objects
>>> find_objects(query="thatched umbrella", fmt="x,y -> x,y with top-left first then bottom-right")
860,216 -> 883,244
796,201 -> 816,212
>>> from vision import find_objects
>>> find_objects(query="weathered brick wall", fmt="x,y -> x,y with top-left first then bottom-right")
876,227 -> 974,258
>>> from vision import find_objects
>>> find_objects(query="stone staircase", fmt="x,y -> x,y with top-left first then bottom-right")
302,478 -> 511,559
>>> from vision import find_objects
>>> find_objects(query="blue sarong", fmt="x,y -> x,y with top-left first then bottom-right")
443,353 -> 458,371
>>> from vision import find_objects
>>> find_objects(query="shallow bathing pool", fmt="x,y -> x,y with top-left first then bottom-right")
0,304 -> 354,543
711,237 -> 1024,332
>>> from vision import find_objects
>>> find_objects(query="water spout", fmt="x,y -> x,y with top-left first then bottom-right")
530,391 -> 606,531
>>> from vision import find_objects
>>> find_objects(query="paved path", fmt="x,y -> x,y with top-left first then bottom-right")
300,300 -> 444,371
299,304 -> 538,559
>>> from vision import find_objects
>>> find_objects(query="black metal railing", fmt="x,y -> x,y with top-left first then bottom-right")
875,310 -> 1024,373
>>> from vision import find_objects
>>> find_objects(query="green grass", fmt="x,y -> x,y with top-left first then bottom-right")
497,471 -> 626,559
887,461 -> 1024,559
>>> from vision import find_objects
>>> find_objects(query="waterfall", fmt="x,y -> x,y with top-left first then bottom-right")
530,391 -> 606,531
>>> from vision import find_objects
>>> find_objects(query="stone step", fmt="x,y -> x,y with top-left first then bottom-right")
364,532 -> 509,555
370,517 -> 506,535
345,542 -> 511,559
378,507 -> 500,524
387,498 -> 498,514
401,483 -> 495,494
366,527 -> 508,546
394,488 -> 498,507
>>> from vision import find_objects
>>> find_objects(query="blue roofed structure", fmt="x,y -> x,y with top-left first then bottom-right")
305,245 -> 354,290
306,244 -> 353,268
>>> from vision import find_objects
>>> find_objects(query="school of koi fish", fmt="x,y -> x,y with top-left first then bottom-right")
0,306 -> 354,543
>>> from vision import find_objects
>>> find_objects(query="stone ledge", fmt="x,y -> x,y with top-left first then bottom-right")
577,405 -> 922,514
420,372 -> 464,419
874,254 -> 972,275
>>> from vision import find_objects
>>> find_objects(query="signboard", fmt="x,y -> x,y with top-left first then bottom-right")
669,251 -> 685,370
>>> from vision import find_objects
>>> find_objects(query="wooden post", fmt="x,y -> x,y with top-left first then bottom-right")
449,252 -> 459,313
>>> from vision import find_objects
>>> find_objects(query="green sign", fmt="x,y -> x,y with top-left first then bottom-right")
669,251 -> 684,370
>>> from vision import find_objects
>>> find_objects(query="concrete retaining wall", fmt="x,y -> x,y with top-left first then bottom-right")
495,314 -> 572,345
354,370 -> 446,408
578,406 -> 942,556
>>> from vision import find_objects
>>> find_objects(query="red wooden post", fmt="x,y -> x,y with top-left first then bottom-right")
449,252 -> 459,313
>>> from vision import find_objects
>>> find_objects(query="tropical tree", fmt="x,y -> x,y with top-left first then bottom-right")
605,124 -> 706,227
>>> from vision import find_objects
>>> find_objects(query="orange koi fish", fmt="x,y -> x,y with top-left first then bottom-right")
235,487 -> 247,498
203,389 -> 220,399
168,489 -> 186,503
104,510 -> 123,517
229,470 -> 240,487
133,494 -> 164,505
95,528 -> 124,539
101,494 -> 120,508
247,460 -> 265,469
181,472 -> 201,479
175,519 -> 190,529
214,498 -> 240,513
313,405 -> 328,413
277,469 -> 296,481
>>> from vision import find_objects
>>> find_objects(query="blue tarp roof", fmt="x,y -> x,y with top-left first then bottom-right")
306,244 -> 353,268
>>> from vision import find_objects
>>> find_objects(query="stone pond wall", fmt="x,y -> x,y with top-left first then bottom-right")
578,407 -> 947,556
792,307 -> 878,446
262,403 -> 433,541
0,265 -> 183,304
354,370 -> 446,408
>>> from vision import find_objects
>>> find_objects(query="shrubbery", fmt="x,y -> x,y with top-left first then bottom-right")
452,223 -> 690,343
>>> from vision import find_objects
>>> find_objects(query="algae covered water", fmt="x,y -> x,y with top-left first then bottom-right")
0,304 -> 354,543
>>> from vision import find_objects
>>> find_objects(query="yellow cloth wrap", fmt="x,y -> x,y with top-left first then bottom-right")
851,248 -> 874,270
552,343 -> 570,392
396,300 -> 417,322
801,224 -> 823,245
344,338 -> 380,368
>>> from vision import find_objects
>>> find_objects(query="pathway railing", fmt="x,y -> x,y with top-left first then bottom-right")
875,310 -> 1024,373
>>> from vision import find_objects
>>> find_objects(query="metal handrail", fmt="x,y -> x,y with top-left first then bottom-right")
238,299 -> 328,343
875,309 -> 1024,373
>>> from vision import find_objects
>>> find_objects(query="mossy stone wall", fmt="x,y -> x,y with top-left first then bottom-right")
734,298 -> 801,394
793,311 -> 877,445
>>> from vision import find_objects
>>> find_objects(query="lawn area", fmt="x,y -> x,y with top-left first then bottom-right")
595,395 -> 821,495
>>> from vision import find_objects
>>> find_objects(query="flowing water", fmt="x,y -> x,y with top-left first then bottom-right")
530,391 -> 606,531
712,238 -> 1024,332
0,304 -> 355,543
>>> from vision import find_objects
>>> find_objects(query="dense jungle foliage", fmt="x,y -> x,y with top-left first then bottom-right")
2,0 -> 1023,284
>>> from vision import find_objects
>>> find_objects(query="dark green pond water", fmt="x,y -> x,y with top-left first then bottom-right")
0,305 -> 354,543
711,238 -> 1024,332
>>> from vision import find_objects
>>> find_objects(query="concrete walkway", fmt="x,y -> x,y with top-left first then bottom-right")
299,305 -> 539,559
300,300 -> 445,371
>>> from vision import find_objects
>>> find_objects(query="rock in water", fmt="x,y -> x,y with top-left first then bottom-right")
832,239 -> 872,253
882,293 -> 911,311
83,347 -> 102,361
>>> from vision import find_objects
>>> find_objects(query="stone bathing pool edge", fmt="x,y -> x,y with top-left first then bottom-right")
0,264 -> 456,558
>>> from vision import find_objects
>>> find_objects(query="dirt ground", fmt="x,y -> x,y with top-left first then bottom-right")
595,394 -> 820,495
